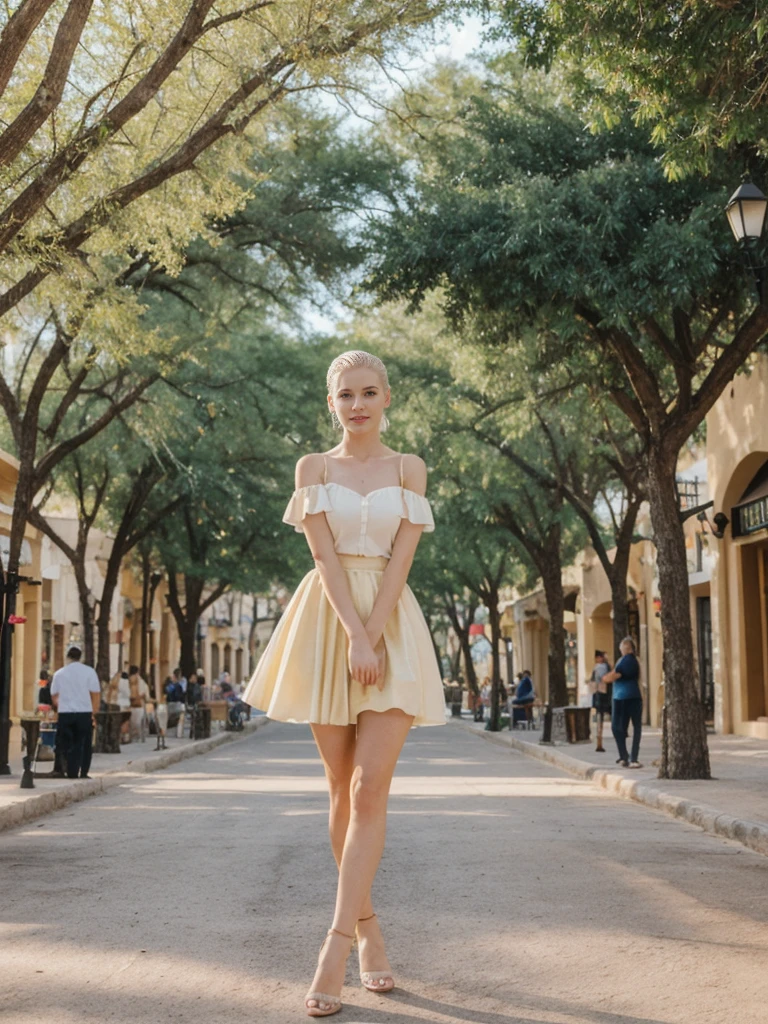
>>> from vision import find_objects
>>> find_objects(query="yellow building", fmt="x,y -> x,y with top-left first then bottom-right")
707,355 -> 768,739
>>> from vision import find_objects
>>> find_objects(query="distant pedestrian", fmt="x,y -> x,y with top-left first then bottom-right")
128,665 -> 150,741
187,671 -> 202,706
37,669 -> 52,706
50,645 -> 101,779
604,637 -> 643,768
173,667 -> 188,697
196,671 -> 210,701
589,650 -> 612,753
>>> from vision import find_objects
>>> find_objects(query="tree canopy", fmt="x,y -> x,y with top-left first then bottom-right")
480,0 -> 768,178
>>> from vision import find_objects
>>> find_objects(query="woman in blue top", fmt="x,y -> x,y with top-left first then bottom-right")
603,636 -> 643,768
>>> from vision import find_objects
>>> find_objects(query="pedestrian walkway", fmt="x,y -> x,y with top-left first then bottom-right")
0,713 -> 269,832
458,714 -> 768,855
3,722 -> 766,1024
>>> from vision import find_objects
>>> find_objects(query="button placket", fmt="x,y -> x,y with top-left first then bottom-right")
359,495 -> 369,554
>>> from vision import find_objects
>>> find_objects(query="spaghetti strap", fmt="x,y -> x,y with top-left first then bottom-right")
400,454 -> 404,488
323,454 -> 328,484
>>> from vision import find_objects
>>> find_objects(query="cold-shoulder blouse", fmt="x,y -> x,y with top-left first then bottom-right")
282,454 -> 434,559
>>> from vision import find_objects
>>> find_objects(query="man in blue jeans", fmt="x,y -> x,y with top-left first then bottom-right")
604,636 -> 643,768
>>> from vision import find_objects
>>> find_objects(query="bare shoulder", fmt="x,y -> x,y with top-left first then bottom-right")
400,453 -> 428,495
295,453 -> 326,489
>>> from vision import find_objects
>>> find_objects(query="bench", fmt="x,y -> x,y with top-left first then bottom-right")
510,700 -> 544,730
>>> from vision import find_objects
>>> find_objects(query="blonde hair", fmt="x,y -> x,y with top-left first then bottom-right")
327,350 -> 390,432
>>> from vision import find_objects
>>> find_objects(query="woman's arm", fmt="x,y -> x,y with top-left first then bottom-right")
296,454 -> 379,688
364,455 -> 428,650
603,661 -> 622,684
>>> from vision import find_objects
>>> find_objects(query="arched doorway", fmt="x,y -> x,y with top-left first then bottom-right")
731,457 -> 768,723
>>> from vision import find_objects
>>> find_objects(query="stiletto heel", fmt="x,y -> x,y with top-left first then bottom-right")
356,913 -> 395,993
305,927 -> 355,1017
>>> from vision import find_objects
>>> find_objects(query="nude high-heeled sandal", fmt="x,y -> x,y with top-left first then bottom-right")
305,927 -> 355,1017
356,913 -> 395,993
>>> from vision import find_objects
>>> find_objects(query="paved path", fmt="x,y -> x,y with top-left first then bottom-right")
486,720 -> 768,826
2,722 -> 767,1024
0,714 -> 268,831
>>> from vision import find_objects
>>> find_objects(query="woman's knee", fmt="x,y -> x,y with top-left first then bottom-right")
349,764 -> 389,819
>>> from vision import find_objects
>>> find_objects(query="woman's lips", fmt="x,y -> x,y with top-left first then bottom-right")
350,416 -> 369,422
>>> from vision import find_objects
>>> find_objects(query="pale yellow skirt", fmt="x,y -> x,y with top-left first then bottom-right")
243,554 -> 446,727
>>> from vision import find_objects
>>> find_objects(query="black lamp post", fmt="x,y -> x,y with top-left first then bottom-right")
726,182 -> 768,301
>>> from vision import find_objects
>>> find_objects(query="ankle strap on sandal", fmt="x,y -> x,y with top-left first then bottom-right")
328,926 -> 355,941
357,913 -> 376,923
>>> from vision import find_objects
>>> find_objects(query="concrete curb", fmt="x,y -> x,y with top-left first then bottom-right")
455,719 -> 768,858
0,716 -> 271,835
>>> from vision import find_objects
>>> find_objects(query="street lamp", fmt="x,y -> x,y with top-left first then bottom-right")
726,182 -> 768,301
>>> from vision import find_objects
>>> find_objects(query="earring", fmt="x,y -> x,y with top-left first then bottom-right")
330,409 -> 342,431
381,412 -> 390,433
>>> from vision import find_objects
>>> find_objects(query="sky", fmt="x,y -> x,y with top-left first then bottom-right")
298,13 -> 491,335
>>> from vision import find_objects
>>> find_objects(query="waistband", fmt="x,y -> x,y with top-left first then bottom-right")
337,554 -> 389,571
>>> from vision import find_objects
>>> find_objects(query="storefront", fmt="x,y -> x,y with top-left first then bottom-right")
708,356 -> 768,737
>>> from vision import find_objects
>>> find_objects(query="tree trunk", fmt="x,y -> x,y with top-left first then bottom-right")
445,596 -> 480,695
609,562 -> 631,664
540,556 -> 568,708
646,448 -> 711,780
139,549 -> 151,678
178,617 -> 197,683
487,592 -> 503,731
76,566 -> 96,666
96,554 -> 121,683
459,633 -> 479,696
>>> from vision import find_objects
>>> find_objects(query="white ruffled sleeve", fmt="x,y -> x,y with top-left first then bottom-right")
400,489 -> 435,532
282,484 -> 333,532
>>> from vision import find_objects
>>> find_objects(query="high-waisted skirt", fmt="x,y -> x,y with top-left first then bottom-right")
242,554 -> 446,727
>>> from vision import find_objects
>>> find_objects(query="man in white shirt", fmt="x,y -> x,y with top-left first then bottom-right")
50,645 -> 102,779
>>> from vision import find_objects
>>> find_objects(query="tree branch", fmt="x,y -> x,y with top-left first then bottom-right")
0,0 -> 95,168
33,373 -> 159,484
0,0 -> 58,98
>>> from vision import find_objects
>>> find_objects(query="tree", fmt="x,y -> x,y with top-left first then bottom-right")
0,80 -> 409,762
369,58 -> 768,778
461,362 -> 645,661
480,0 -> 768,178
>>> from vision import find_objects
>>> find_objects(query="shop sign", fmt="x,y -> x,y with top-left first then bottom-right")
736,496 -> 768,536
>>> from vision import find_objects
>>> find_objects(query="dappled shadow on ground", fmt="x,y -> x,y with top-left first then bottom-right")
1,722 -> 767,1024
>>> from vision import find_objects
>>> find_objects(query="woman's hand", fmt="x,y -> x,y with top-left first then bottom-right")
348,634 -> 383,689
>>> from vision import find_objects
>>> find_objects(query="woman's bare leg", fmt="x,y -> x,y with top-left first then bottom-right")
311,723 -> 356,869
307,709 -> 413,1006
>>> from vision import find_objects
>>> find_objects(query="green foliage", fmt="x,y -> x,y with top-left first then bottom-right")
478,1 -> 768,177
367,57 -> 764,448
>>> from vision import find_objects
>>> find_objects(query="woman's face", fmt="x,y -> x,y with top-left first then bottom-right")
328,366 -> 390,434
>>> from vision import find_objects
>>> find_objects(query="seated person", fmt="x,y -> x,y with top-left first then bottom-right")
512,670 -> 535,723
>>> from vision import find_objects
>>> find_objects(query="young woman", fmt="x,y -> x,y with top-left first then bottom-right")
242,349 -> 445,1017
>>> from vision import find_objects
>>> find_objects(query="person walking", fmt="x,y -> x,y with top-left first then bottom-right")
50,645 -> 101,779
242,349 -> 444,1018
604,637 -> 643,768
589,650 -> 612,752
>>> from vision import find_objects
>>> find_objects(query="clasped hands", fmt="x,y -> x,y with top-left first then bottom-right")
348,626 -> 387,691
